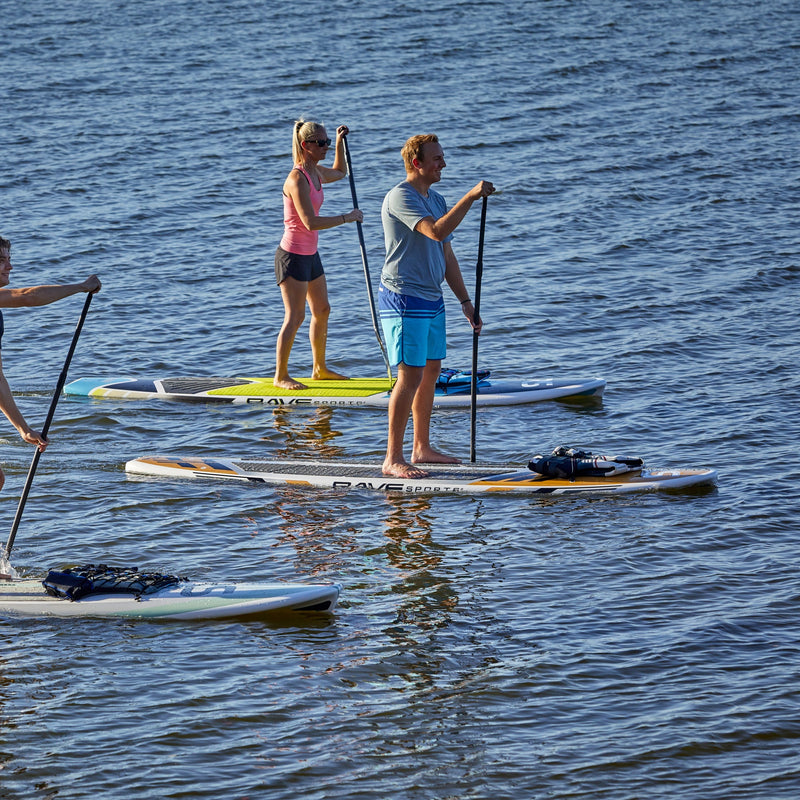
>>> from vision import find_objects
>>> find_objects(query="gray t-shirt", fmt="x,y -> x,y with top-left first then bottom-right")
380,181 -> 453,301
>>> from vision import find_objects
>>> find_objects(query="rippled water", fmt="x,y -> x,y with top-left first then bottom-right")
2,0 -> 799,797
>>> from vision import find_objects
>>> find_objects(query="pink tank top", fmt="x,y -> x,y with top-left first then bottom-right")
280,166 -> 323,255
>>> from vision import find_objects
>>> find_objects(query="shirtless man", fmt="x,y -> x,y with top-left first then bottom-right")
378,134 -> 494,478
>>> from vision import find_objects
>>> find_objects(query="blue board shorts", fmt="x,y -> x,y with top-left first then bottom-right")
378,285 -> 446,368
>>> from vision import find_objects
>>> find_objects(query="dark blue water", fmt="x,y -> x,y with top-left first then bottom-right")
1,0 -> 799,797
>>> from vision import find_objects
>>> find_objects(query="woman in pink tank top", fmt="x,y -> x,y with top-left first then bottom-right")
273,119 -> 363,390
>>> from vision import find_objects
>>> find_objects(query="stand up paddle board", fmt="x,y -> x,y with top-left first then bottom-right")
65,370 -> 605,408
0,567 -> 340,620
125,454 -> 717,496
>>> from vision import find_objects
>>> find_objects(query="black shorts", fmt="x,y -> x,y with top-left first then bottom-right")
275,247 -> 324,284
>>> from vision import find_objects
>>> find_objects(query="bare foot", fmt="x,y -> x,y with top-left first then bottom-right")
273,376 -> 307,390
312,367 -> 349,380
411,447 -> 462,465
382,460 -> 429,478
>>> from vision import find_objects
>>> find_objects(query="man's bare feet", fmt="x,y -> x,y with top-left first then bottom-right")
411,447 -> 461,465
273,376 -> 307,390
382,460 -> 429,478
312,367 -> 349,380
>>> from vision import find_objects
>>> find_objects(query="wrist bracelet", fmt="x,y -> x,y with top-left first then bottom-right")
341,214 -> 346,224
460,298 -> 471,305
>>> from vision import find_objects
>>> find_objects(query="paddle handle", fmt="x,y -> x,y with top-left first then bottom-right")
3,292 -> 94,561
342,135 -> 393,383
470,196 -> 488,462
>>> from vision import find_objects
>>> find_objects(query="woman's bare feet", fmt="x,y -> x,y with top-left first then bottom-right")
411,446 -> 461,465
382,460 -> 429,478
273,376 -> 307,390
312,367 -> 349,380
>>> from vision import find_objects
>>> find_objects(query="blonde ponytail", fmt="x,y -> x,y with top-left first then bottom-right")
292,118 -> 325,164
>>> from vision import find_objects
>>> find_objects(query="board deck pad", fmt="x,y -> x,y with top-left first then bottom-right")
64,373 -> 606,408
178,377 -> 394,397
126,455 -> 718,496
0,578 -> 341,619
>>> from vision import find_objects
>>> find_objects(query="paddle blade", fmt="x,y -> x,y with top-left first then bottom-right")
0,555 -> 18,580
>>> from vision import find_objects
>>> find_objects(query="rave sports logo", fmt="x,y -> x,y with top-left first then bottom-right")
244,397 -> 368,406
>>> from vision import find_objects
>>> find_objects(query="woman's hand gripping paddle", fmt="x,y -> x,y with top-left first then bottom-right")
342,134 -> 393,384
470,195 -> 488,463
1,292 -> 94,578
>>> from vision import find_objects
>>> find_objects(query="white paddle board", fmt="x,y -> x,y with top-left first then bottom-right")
125,455 -> 718,496
65,372 -> 605,408
0,577 -> 341,619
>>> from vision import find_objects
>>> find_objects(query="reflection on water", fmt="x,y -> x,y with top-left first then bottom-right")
268,407 -> 347,461
381,493 -> 435,569
379,493 -> 460,694
264,492 -> 358,580
0,651 -> 17,744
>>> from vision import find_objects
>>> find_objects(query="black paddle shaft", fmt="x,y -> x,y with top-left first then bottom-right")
342,135 -> 393,382
3,292 -> 94,562
470,195 -> 488,462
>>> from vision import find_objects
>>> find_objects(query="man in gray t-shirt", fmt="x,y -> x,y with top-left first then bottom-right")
378,134 -> 494,479
381,180 -> 452,300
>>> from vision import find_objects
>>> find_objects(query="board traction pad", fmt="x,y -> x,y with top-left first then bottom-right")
204,377 -> 395,397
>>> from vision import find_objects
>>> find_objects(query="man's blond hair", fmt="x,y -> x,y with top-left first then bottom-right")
401,134 -> 439,172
